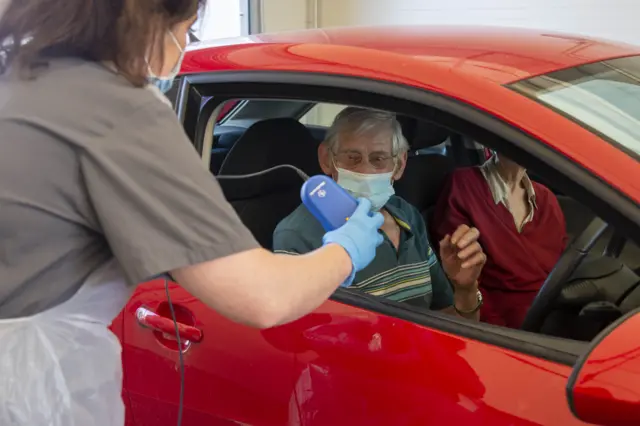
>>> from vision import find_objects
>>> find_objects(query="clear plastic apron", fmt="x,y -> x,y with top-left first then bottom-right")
0,260 -> 133,426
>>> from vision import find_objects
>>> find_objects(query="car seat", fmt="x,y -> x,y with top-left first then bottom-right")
394,117 -> 455,237
210,125 -> 247,174
217,118 -> 321,248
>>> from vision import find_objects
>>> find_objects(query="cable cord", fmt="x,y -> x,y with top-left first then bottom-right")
168,164 -> 309,426
165,278 -> 185,426
215,164 -> 310,182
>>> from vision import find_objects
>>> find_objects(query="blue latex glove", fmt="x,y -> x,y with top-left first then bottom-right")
322,197 -> 385,287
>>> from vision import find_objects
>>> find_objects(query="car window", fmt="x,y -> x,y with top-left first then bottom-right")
509,55 -> 640,159
300,103 -> 349,126
222,99 -> 311,125
196,88 -> 639,352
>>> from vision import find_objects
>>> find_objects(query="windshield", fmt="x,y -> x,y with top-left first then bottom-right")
509,55 -> 640,159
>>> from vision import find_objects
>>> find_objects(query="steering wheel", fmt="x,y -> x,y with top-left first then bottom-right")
520,217 -> 610,333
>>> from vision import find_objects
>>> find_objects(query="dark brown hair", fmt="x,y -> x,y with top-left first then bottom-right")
0,0 -> 204,86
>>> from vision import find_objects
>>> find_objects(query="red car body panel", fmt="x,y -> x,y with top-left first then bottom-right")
120,26 -> 640,425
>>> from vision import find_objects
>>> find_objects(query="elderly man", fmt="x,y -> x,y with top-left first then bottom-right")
273,107 -> 486,319
432,152 -> 568,328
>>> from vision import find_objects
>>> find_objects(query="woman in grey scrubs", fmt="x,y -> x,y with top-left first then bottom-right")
0,1 -> 383,425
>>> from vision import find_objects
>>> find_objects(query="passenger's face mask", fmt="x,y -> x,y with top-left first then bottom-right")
148,31 -> 186,93
336,167 -> 395,211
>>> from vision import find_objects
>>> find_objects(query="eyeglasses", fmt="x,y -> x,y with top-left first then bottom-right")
332,151 -> 397,170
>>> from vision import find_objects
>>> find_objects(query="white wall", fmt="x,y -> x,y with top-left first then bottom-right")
262,0 -> 640,46
261,0 -> 309,32
195,0 -> 243,41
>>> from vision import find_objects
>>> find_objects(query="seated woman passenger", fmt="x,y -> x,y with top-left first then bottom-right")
273,107 -> 486,318
432,152 -> 568,328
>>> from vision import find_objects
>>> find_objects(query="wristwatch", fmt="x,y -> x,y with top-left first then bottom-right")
454,290 -> 483,315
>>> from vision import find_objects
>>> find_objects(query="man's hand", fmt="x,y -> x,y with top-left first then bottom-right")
439,225 -> 486,291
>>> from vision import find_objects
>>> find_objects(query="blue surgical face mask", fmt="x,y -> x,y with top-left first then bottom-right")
336,167 -> 395,211
148,31 -> 186,93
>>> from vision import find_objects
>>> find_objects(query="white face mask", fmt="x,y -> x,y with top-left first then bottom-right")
336,168 -> 395,211
147,31 -> 186,93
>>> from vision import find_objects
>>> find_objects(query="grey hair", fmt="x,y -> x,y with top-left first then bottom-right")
323,107 -> 409,155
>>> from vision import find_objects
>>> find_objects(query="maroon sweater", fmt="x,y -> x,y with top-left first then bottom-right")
431,168 -> 567,328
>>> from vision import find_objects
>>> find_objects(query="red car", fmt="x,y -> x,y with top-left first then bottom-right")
112,26 -> 640,426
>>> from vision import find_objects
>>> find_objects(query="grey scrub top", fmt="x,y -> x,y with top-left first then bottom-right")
0,58 -> 259,319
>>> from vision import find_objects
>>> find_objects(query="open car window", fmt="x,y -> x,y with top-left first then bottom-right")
184,72 -> 640,362
509,55 -> 640,159
205,97 -> 640,345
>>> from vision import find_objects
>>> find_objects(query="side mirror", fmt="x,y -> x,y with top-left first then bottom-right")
567,308 -> 640,426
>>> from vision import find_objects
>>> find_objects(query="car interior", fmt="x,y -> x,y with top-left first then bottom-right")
216,117 -> 322,248
207,98 -> 640,344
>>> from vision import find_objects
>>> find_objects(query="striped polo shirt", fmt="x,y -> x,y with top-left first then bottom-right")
272,195 -> 453,310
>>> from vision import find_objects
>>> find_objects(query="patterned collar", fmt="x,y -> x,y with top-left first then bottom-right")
480,156 -> 537,231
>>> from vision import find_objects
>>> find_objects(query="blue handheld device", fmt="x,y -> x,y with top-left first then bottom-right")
301,175 -> 359,232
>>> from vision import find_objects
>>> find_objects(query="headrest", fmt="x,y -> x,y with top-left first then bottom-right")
396,115 -> 450,151
394,117 -> 454,211
395,154 -> 454,210
413,121 -> 450,150
396,115 -> 417,142
218,118 -> 321,199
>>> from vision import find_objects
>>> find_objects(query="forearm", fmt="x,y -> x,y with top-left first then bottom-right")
267,245 -> 353,324
172,244 -> 352,329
